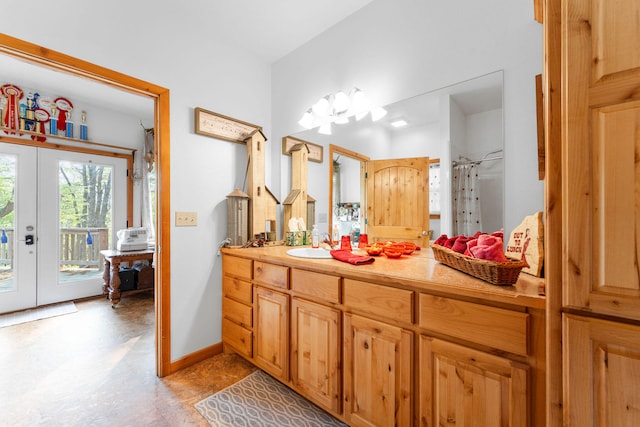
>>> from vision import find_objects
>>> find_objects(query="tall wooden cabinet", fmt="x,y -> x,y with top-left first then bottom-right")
544,0 -> 640,425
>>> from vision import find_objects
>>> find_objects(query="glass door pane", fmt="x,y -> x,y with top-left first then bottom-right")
0,143 -> 37,314
0,154 -> 16,293
58,160 -> 113,284
37,148 -> 126,306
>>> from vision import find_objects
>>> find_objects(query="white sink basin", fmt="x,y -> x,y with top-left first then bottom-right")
286,247 -> 333,259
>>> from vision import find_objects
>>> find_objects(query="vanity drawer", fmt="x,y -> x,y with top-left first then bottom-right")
291,269 -> 340,304
223,296 -> 252,328
222,318 -> 252,357
254,262 -> 289,289
223,255 -> 253,281
419,294 -> 529,356
343,279 -> 414,324
222,275 -> 253,305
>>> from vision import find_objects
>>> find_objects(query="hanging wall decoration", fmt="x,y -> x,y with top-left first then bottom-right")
281,135 -> 323,163
194,107 -> 261,144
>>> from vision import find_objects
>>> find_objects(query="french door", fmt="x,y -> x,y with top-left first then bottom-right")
0,143 -> 127,313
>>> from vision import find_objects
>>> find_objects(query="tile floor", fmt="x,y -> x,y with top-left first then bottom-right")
0,292 -> 255,427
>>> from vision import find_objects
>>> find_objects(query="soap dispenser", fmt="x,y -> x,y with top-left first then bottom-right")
312,224 -> 319,248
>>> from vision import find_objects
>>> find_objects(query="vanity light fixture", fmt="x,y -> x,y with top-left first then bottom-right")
391,119 -> 408,128
298,87 -> 387,133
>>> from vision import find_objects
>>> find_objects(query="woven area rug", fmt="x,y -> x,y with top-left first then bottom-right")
195,370 -> 347,427
0,301 -> 77,328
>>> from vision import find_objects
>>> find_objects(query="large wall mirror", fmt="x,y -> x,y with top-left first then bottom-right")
289,70 -> 504,242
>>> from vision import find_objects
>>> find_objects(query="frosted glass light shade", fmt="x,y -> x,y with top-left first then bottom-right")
351,88 -> 370,115
370,107 -> 388,122
312,96 -> 330,117
318,122 -> 332,135
298,109 -> 314,129
333,91 -> 350,113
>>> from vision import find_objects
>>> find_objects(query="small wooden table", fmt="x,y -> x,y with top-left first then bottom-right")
101,249 -> 155,307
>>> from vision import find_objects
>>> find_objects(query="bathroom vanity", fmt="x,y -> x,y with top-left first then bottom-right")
221,245 -> 545,426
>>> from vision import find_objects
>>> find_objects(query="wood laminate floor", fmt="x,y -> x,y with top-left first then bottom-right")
0,292 -> 256,427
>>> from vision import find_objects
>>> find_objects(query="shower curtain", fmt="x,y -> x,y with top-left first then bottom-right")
452,164 -> 482,236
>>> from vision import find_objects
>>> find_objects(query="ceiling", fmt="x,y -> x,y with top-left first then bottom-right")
0,1 -> 374,123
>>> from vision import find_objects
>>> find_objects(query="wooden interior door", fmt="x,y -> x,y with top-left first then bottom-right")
366,157 -> 429,246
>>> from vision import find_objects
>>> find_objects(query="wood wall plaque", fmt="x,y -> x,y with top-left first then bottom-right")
194,107 -> 261,144
282,135 -> 323,163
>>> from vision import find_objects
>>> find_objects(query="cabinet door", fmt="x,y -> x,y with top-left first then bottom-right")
564,314 -> 640,427
343,313 -> 412,427
291,298 -> 341,414
420,335 -> 528,427
253,286 -> 289,381
562,0 -> 640,320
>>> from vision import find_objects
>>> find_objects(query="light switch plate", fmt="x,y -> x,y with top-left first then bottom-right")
176,211 -> 197,226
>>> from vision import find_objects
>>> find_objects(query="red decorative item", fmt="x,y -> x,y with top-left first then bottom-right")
364,244 -> 384,256
31,108 -> 50,142
0,84 -> 24,134
330,250 -> 375,265
340,235 -> 351,251
54,97 -> 73,133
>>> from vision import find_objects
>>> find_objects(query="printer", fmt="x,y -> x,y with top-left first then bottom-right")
116,227 -> 149,251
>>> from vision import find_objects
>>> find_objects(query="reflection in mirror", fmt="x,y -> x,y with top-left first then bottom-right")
329,144 -> 369,245
291,70 -> 504,240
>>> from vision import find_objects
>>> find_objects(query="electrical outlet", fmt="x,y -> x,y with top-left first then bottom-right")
176,211 -> 198,226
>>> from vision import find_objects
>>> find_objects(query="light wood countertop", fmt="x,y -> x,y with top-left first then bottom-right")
221,245 -> 545,310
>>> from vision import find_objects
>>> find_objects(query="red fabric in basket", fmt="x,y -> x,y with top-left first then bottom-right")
451,236 -> 473,254
469,238 -> 508,262
330,250 -> 375,265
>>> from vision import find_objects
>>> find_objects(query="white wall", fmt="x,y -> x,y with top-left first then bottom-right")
272,0 -> 543,239
4,2 -> 272,361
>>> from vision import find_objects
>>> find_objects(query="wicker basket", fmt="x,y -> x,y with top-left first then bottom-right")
431,244 -> 526,286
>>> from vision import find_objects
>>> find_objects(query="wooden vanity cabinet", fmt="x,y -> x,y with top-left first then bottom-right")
290,269 -> 342,414
419,336 -> 529,427
220,249 -> 544,426
252,262 -> 290,381
291,297 -> 341,414
417,295 -> 532,427
221,255 -> 253,357
343,312 -> 413,427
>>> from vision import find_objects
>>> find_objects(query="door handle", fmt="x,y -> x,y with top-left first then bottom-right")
25,235 -> 35,245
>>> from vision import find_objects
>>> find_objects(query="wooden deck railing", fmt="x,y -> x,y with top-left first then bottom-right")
0,228 -> 109,269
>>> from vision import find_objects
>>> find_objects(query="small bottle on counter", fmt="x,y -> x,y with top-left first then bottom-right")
311,224 -> 319,248
332,224 -> 339,246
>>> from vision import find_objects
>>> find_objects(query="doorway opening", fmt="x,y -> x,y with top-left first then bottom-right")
0,34 -> 172,377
